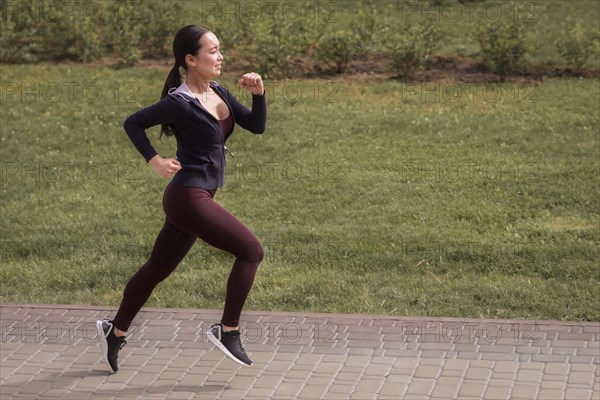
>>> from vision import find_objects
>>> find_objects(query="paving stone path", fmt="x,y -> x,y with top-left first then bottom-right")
0,304 -> 598,399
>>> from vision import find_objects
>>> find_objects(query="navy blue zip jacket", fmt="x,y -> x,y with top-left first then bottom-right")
123,80 -> 267,189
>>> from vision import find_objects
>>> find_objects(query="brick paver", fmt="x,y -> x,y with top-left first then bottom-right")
0,304 -> 598,399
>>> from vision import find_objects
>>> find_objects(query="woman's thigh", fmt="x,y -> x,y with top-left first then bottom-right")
164,184 -> 262,258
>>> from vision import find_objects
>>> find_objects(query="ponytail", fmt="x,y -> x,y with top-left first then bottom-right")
160,25 -> 210,138
160,63 -> 182,137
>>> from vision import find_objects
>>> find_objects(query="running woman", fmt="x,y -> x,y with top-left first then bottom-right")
97,25 -> 266,372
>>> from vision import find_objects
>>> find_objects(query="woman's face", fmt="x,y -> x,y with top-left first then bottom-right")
186,31 -> 223,79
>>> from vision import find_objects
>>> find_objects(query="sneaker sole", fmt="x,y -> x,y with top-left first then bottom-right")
96,320 -> 117,373
206,330 -> 252,366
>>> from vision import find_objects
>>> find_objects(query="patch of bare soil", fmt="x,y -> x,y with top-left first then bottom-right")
37,52 -> 600,84
286,52 -> 600,84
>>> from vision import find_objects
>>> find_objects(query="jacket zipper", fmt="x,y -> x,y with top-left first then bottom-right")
193,89 -> 233,185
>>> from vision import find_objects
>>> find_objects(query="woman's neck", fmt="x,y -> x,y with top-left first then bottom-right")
185,75 -> 211,95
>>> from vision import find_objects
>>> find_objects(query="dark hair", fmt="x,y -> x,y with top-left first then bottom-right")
160,25 -> 211,137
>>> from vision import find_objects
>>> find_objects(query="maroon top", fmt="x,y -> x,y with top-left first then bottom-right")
218,113 -> 234,138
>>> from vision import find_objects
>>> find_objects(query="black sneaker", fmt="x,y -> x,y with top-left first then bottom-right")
96,319 -> 127,373
206,323 -> 252,366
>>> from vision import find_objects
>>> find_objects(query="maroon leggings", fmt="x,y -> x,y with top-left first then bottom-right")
113,184 -> 263,331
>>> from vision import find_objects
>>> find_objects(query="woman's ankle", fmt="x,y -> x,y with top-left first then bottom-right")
114,327 -> 127,337
222,325 -> 239,332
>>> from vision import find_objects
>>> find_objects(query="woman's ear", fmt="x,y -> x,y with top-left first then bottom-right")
185,54 -> 196,67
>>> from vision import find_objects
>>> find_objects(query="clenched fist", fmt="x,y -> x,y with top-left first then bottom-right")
238,72 -> 264,96
149,155 -> 181,178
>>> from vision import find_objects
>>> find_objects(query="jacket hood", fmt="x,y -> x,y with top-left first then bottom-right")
168,80 -> 220,102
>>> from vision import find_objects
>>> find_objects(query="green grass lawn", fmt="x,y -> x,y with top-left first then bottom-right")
1,63 -> 598,321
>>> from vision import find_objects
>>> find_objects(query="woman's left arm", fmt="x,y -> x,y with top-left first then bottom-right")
225,73 -> 267,134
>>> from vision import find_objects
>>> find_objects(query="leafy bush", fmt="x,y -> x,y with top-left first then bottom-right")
197,1 -> 255,53
66,17 -> 105,62
40,9 -> 105,62
107,1 -> 142,65
0,16 -> 28,63
385,22 -> 440,78
315,30 -> 365,74
556,20 -> 600,72
1,0 -> 49,62
249,12 -> 329,78
0,0 -> 107,63
137,1 -> 180,58
429,0 -> 484,5
199,0 -> 328,78
246,19 -> 297,79
477,18 -> 530,75
0,0 -> 176,64
350,0 -> 381,46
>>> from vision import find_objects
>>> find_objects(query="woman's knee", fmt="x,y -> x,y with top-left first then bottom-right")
241,240 -> 264,264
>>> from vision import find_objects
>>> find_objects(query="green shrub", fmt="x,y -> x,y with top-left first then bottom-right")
249,19 -> 298,79
199,1 -> 328,78
0,0 -> 107,63
249,10 -> 330,79
315,30 -> 365,74
0,0 -> 176,64
67,17 -> 105,62
477,18 -> 530,75
311,0 -> 378,73
107,1 -> 142,65
350,0 -> 381,46
556,20 -> 600,72
0,15 -> 25,63
290,10 -> 330,55
41,8 -> 106,62
137,2 -> 180,58
0,0 -> 45,62
197,1 -> 255,53
385,22 -> 440,78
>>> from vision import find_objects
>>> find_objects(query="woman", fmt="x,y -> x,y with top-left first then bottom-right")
96,25 -> 266,372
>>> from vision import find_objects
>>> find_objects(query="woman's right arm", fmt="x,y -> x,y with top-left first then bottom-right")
123,96 -> 187,178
